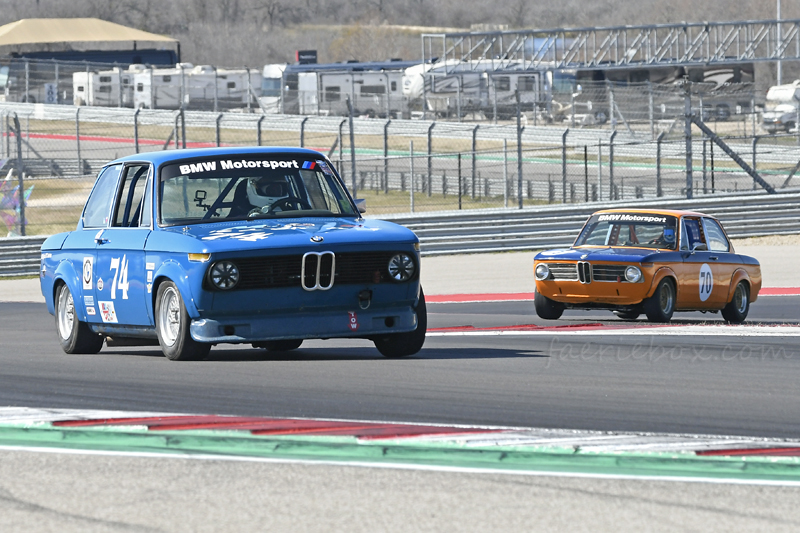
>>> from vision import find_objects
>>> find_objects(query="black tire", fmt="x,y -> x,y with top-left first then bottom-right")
255,339 -> 303,352
374,288 -> 427,358
643,278 -> 676,323
534,290 -> 564,320
721,281 -> 750,324
613,310 -> 641,320
155,281 -> 210,361
55,283 -> 104,354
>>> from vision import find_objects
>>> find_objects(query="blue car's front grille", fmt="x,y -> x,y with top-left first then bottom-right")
209,251 -> 401,291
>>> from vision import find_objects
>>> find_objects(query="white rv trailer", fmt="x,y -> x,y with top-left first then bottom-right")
762,80 -> 800,133
402,60 -> 541,119
264,61 -> 410,117
131,64 -> 261,110
73,65 -> 146,107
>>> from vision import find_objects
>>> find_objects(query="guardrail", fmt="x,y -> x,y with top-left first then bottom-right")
1,189 -> 799,277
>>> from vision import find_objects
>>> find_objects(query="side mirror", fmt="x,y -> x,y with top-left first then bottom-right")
691,243 -> 708,252
355,198 -> 366,214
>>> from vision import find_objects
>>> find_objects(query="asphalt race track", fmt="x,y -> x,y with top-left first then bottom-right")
1,295 -> 798,439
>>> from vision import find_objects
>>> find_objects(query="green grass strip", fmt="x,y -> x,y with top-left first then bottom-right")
1,425 -> 800,483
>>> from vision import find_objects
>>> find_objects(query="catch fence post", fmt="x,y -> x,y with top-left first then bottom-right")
583,145 -> 588,202
458,153 -> 462,210
76,108 -> 81,173
12,114 -> 25,235
684,80 -> 693,199
346,96 -> 356,196
471,125 -> 479,199
503,138 -> 508,208
383,119 -> 391,193
561,128 -> 569,203
427,122 -> 434,197
257,115 -> 265,146
752,136 -> 759,190
410,140 -> 415,213
300,116 -> 309,147
656,132 -> 665,197
134,108 -> 140,153
516,90 -> 523,209
216,114 -> 223,147
608,130 -> 617,200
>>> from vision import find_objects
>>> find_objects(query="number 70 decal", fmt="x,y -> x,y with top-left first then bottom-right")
110,255 -> 129,300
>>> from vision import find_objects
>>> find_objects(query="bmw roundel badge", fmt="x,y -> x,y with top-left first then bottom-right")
310,235 -> 324,243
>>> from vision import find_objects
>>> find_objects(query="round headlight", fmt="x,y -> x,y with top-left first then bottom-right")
535,263 -> 550,280
388,253 -> 415,282
209,260 -> 239,290
624,266 -> 642,283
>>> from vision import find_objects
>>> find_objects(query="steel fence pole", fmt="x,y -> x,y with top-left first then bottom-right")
24,60 -> 29,102
117,64 -> 123,108
503,138 -> 508,208
180,108 -> 186,149
410,140 -> 415,213
257,115 -> 264,146
608,130 -> 617,200
383,119 -> 391,193
471,125 -> 479,199
656,132 -> 665,197
246,65 -> 252,113
54,60 -> 59,104
212,66 -> 218,113
702,137 -> 707,194
562,128 -> 569,203
458,152 -> 462,210
648,81 -> 655,140
597,140 -> 603,201
427,122 -> 434,197
583,145 -> 588,202
752,136 -> 759,190
684,81 -> 694,200
134,108 -> 140,153
338,119 -> 345,176
456,75 -> 462,123
149,66 -> 154,110
516,90 -> 523,209
300,116 -> 309,147
346,96 -> 356,196
216,114 -> 223,147
12,114 -> 25,236
76,108 -> 81,174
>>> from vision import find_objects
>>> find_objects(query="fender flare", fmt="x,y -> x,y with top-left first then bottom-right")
150,260 -> 200,321
52,260 -> 87,321
725,269 -> 752,305
645,266 -> 679,300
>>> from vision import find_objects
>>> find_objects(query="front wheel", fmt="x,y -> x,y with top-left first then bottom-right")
155,281 -> 210,361
373,288 -> 427,358
534,291 -> 564,320
643,278 -> 676,322
721,281 -> 750,324
55,283 -> 104,354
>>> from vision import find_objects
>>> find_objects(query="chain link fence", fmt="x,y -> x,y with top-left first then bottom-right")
1,93 -> 800,237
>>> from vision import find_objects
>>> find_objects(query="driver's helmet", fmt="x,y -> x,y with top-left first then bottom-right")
246,176 -> 289,208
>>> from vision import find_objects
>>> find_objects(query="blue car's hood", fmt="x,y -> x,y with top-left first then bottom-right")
535,246 -> 665,263
162,217 -> 417,252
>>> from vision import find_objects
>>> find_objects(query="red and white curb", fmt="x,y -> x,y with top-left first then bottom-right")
2,407 -> 800,457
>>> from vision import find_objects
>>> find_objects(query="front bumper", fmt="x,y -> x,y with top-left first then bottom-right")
190,304 -> 418,343
535,279 -> 650,307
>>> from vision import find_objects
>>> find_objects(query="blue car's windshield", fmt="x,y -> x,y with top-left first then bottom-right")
575,213 -> 679,250
158,155 -> 357,226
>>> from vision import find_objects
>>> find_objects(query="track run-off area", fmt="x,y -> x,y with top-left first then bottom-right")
1,263 -> 800,529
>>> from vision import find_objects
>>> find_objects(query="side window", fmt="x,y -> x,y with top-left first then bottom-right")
82,165 -> 122,228
496,77 -> 511,91
703,218 -> 729,252
140,176 -> 152,227
113,165 -> 150,227
683,218 -> 706,250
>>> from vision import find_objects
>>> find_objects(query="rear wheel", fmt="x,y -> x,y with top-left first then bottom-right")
55,283 -> 104,354
643,278 -> 676,322
721,281 -> 750,324
155,281 -> 210,361
534,291 -> 564,320
374,288 -> 427,358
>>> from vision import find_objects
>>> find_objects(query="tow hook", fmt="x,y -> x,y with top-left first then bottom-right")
358,290 -> 372,310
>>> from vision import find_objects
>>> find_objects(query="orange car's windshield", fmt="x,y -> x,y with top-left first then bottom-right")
575,213 -> 678,250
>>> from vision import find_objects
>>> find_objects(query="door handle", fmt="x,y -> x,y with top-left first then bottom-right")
709,256 -> 718,261
95,236 -> 109,244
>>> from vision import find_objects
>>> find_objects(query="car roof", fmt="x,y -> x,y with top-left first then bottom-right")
107,146 -> 326,167
592,208 -> 711,218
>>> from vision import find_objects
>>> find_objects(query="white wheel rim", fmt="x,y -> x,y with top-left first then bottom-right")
158,287 -> 181,347
57,287 -> 74,341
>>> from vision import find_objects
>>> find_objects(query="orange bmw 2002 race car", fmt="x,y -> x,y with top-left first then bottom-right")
533,209 -> 762,323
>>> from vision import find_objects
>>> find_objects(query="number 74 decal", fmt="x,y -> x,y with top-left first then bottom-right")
110,255 -> 129,300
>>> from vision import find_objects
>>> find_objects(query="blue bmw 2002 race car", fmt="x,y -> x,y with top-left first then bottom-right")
40,147 -> 425,360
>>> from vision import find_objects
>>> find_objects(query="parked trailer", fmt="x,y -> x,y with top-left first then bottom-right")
73,64 -> 147,107
128,64 -> 262,110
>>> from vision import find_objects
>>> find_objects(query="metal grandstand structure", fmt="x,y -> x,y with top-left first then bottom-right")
422,19 -> 800,73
